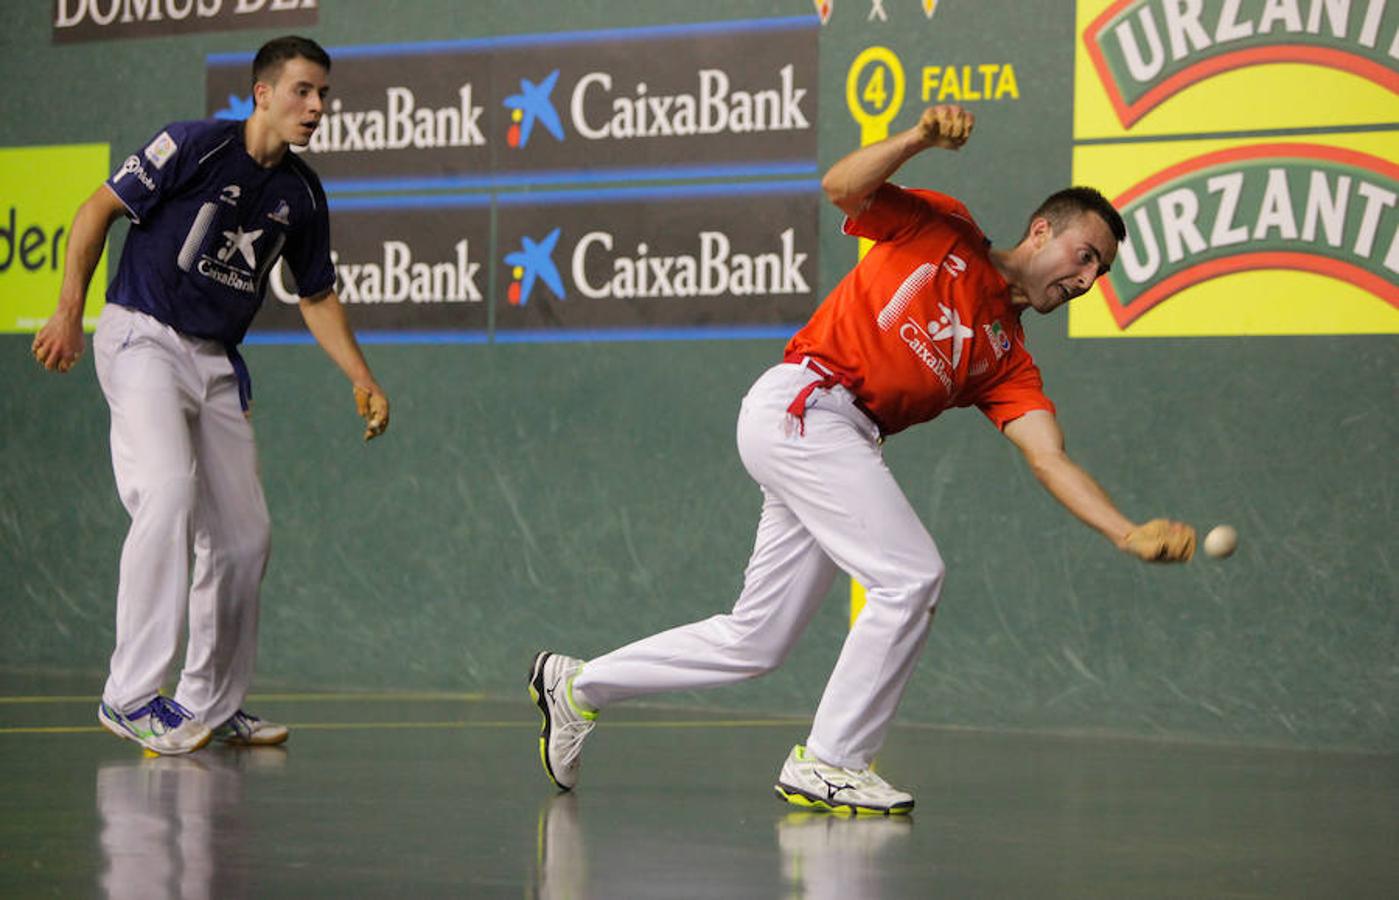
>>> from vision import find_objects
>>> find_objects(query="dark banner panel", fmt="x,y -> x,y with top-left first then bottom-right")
495,184 -> 819,333
206,17 -> 817,186
257,197 -> 491,333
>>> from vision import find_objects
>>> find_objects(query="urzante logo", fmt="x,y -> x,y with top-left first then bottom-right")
572,228 -> 809,299
504,228 -> 564,306
1103,143 -> 1399,329
504,71 -> 565,149
570,64 -> 810,140
272,240 -> 482,304
1085,0 -> 1399,128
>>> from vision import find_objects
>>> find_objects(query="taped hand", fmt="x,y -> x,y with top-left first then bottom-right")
1120,519 -> 1196,563
917,104 -> 974,150
354,385 -> 390,442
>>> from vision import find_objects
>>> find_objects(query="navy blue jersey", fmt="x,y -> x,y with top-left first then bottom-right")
105,119 -> 335,346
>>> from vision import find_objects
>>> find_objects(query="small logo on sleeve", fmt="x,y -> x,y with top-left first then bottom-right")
144,131 -> 177,169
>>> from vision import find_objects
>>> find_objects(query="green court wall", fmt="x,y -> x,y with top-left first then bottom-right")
2,0 -> 1394,752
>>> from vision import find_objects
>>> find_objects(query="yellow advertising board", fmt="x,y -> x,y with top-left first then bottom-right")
1071,130 -> 1399,336
1,144 -> 109,333
1076,0 -> 1399,138
1073,0 -> 1399,337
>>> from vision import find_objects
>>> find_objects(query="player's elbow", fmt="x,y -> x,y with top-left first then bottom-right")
821,172 -> 864,217
1023,447 -> 1070,486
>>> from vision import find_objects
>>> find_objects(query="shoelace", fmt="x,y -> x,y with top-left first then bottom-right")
554,718 -> 595,769
139,697 -> 190,732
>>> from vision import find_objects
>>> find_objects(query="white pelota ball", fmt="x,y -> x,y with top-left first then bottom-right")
1204,525 -> 1238,559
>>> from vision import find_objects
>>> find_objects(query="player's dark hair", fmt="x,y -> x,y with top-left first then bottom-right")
1024,187 -> 1126,243
251,35 -> 330,88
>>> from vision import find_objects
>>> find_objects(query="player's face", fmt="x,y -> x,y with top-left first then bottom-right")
1021,212 -> 1118,314
259,57 -> 329,147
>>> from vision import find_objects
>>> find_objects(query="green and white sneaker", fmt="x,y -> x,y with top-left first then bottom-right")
528,652 -> 597,791
212,710 -> 289,746
774,745 -> 914,816
98,697 -> 212,756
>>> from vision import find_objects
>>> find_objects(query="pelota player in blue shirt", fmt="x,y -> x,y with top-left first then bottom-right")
31,36 -> 389,754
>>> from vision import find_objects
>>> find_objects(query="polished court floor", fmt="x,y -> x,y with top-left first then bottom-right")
1,674 -> 1395,898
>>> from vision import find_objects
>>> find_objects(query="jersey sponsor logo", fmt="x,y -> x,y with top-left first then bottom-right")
569,227 -> 809,300
112,155 -> 156,192
983,320 -> 1011,359
897,320 -> 955,392
217,226 -> 262,268
1102,142 -> 1399,329
928,302 -> 973,367
1084,0 -> 1399,128
144,131 -> 177,169
271,239 -> 483,305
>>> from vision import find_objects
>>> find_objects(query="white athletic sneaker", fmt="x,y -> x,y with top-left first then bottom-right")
212,710 -> 289,746
774,745 -> 914,816
98,696 -> 212,756
528,652 -> 597,791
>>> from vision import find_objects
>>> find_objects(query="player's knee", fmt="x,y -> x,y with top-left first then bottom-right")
135,475 -> 197,523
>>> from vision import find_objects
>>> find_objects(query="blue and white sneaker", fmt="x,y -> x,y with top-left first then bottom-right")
774,745 -> 914,816
212,710 -> 289,746
528,652 -> 597,791
98,696 -> 212,756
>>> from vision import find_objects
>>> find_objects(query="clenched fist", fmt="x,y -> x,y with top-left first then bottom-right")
916,105 -> 974,151
1120,519 -> 1196,563
354,385 -> 390,442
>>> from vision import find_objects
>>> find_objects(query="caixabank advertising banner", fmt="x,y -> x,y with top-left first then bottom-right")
205,17 -> 817,187
257,196 -> 492,335
210,16 -> 819,339
1073,0 -> 1399,337
494,183 -> 819,335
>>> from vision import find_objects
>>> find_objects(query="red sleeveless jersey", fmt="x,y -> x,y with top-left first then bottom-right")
785,184 -> 1053,436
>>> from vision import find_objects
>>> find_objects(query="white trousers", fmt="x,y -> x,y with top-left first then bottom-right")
93,304 -> 270,727
574,362 -> 944,769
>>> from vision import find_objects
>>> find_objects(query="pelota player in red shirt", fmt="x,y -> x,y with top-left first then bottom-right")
530,105 -> 1196,815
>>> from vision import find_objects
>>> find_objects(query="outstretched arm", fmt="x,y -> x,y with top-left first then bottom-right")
298,288 -> 389,441
31,185 -> 126,373
821,105 -> 974,218
1003,409 -> 1195,562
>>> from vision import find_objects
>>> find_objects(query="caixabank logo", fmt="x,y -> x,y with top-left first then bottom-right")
493,18 -> 817,175
1076,0 -> 1399,136
206,48 -> 493,181
252,197 -> 491,334
495,184 -> 819,334
1071,135 -> 1399,336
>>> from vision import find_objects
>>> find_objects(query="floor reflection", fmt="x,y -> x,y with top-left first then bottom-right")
96,747 -> 286,900
530,793 -> 915,899
776,811 -> 914,899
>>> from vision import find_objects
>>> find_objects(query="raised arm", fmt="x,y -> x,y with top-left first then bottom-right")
1003,409 -> 1195,562
31,185 -> 126,373
820,105 -> 974,218
298,288 -> 390,441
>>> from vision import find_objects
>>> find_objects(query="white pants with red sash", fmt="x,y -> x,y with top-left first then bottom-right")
574,361 -> 944,769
